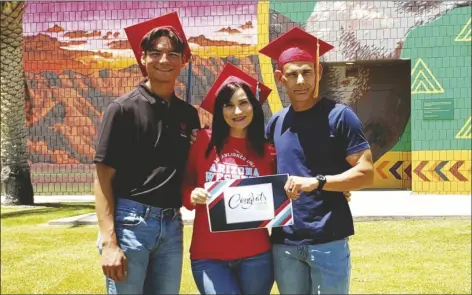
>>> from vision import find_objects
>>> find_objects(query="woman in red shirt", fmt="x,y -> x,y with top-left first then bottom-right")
182,63 -> 275,294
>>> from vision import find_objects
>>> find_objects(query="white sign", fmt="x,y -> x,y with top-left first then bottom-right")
223,183 -> 275,224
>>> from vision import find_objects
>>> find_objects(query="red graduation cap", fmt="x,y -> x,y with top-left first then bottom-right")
259,27 -> 334,70
124,11 -> 191,77
200,63 -> 272,115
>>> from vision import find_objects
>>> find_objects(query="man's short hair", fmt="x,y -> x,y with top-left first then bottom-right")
140,27 -> 185,55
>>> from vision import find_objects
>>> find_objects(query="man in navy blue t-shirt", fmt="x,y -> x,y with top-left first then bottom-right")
260,28 -> 374,294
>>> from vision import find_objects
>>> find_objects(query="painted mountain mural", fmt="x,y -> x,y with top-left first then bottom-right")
19,1 -> 472,194
23,1 -> 264,170
24,1 -> 410,167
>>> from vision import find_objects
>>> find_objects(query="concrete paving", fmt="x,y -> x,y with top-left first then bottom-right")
2,190 -> 471,226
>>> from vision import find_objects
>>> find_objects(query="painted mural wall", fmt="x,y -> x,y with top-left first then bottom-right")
22,1 -> 471,195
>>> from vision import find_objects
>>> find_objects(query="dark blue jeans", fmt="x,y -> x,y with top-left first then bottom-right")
191,251 -> 274,295
97,198 -> 183,295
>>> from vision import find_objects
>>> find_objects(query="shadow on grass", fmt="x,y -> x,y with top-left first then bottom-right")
1,203 -> 95,219
1,203 -> 96,227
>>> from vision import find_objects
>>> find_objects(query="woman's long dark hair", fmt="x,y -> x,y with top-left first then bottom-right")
205,82 -> 266,158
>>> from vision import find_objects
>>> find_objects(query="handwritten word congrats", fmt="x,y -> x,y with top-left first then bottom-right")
223,183 -> 275,224
228,192 -> 267,209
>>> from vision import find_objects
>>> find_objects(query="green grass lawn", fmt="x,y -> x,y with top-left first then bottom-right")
1,204 -> 471,294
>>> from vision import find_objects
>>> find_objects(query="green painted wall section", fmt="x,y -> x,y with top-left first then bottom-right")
270,0 -> 316,23
269,3 -> 470,153
391,119 -> 412,151
401,7 -> 471,151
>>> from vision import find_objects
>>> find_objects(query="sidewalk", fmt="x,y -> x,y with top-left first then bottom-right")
2,190 -> 471,226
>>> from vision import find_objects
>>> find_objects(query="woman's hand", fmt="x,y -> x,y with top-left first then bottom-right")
191,187 -> 210,205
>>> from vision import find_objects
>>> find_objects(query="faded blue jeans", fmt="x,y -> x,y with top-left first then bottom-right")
273,238 -> 351,295
97,198 -> 183,295
191,251 -> 274,295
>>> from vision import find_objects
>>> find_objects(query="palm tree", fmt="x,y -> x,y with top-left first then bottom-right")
1,1 -> 34,205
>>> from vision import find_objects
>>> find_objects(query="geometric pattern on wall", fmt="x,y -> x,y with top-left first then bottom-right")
412,150 -> 471,194
411,58 -> 444,94
456,116 -> 472,139
413,160 -> 470,182
374,151 -> 412,189
455,17 -> 471,42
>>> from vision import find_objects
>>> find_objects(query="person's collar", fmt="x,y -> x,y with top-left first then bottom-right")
290,97 -> 326,113
138,80 -> 177,106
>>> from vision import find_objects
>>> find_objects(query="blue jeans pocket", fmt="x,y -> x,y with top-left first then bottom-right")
115,207 -> 144,227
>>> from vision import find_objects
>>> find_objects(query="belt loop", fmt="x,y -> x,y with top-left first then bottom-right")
144,206 -> 150,219
173,208 -> 179,219
162,208 -> 170,219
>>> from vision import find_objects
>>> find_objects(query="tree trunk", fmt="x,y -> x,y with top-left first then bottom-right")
1,2 -> 34,205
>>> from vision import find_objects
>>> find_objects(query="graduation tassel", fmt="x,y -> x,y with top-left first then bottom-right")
314,38 -> 320,99
186,55 -> 193,103
256,81 -> 260,102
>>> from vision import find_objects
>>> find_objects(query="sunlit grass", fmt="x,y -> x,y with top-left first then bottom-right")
1,204 -> 470,294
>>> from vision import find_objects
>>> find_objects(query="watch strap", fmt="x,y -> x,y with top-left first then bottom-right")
316,174 -> 326,191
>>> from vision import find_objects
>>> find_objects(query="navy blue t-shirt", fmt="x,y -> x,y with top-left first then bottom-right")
265,97 -> 370,245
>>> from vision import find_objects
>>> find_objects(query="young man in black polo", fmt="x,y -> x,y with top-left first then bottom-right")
260,28 -> 374,294
93,12 -> 200,294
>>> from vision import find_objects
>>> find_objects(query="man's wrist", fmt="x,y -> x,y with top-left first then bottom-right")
101,239 -> 118,248
314,174 -> 327,191
100,231 -> 118,247
310,177 -> 320,191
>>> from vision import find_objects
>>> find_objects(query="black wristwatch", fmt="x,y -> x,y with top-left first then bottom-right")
315,174 -> 326,191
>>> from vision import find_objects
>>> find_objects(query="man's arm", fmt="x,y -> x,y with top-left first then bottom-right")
94,164 -> 117,247
94,164 -> 127,282
192,106 -> 202,130
182,130 -> 208,210
94,102 -> 123,244
323,148 -> 374,191
285,107 -> 373,197
189,105 -> 202,144
324,106 -> 374,191
285,149 -> 373,197
93,102 -> 127,282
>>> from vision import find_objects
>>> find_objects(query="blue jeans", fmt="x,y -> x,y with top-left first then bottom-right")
273,238 -> 351,295
97,198 -> 183,295
191,251 -> 274,295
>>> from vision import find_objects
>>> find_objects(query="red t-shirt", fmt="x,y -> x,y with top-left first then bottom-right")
182,129 -> 276,260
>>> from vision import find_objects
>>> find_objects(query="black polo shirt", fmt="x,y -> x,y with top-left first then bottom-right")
94,81 -> 201,208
